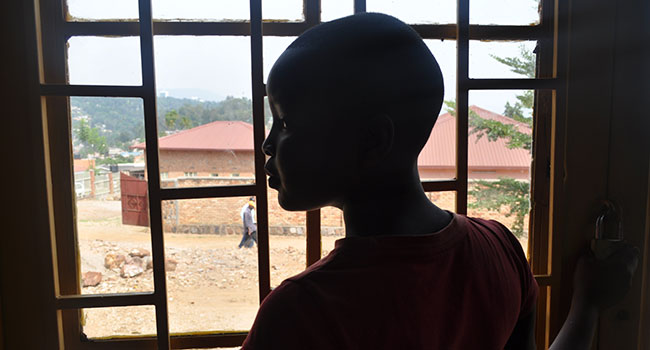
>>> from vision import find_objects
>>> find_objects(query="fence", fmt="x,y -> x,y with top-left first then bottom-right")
75,170 -> 120,199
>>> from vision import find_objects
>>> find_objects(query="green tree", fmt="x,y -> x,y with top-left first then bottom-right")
165,109 -> 179,129
444,44 -> 535,237
179,116 -> 193,129
76,118 -> 108,157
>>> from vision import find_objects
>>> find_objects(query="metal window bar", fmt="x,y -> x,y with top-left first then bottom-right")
136,0 -> 171,348
456,0 -> 470,215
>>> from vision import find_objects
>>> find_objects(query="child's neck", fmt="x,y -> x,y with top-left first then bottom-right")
342,173 -> 452,238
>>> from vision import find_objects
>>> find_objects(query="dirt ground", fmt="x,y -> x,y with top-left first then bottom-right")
77,200 -> 527,339
77,200 -> 340,338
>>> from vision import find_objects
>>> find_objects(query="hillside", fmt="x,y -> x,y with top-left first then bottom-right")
70,96 -> 271,149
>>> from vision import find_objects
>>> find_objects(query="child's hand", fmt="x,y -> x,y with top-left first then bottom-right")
572,242 -> 640,310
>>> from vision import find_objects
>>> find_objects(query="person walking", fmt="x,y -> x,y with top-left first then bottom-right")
238,199 -> 257,248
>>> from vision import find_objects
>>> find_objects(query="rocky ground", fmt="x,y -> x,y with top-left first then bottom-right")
77,200 -> 340,339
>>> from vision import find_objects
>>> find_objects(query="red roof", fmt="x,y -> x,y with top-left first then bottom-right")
132,121 -> 254,151
132,107 -> 531,170
418,106 -> 532,169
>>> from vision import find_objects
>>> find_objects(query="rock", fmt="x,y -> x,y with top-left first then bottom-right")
144,256 -> 153,270
82,271 -> 102,287
166,258 -> 178,272
104,253 -> 126,270
121,263 -> 144,278
126,256 -> 144,267
129,248 -> 151,258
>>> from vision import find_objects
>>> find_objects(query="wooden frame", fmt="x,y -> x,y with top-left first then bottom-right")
33,0 -> 564,348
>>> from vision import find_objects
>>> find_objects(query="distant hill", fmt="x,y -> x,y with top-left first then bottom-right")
70,96 -> 271,149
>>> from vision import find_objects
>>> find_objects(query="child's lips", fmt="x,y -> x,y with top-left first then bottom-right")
268,176 -> 281,189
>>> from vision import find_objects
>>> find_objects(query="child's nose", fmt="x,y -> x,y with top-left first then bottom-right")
262,137 -> 274,157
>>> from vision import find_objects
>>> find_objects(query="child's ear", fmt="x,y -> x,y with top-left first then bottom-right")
360,114 -> 394,167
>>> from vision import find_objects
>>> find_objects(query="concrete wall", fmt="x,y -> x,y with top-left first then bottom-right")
161,178 -> 528,237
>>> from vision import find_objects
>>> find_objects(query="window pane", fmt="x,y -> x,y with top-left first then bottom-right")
153,0 -> 249,21
67,37 -> 142,86
470,0 -> 540,25
71,97 -> 154,295
82,305 -> 156,338
321,1 -> 354,22
469,41 -> 537,79
66,0 -> 139,20
366,0 -> 455,24
267,195 -> 307,288
263,0 -> 303,21
163,197 -> 259,332
466,90 -> 534,253
153,36 -> 255,187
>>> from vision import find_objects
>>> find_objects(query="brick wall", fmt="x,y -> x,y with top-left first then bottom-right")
161,178 -> 529,237
159,150 -> 255,177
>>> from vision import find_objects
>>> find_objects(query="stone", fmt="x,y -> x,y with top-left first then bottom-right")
121,263 -> 144,278
144,256 -> 153,270
104,253 -> 126,270
82,271 -> 102,287
129,248 -> 151,258
166,258 -> 178,272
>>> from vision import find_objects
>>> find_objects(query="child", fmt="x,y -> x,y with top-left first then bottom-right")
243,13 -> 638,349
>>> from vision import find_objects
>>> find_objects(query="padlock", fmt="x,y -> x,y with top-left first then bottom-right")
590,200 -> 623,260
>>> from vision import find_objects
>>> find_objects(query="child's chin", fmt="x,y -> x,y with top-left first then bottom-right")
278,192 -> 320,212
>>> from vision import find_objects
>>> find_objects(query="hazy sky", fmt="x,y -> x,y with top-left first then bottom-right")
66,0 -> 539,115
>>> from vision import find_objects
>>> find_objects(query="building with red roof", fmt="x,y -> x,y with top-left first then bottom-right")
132,120 -> 255,179
133,107 -> 531,181
419,105 -> 532,180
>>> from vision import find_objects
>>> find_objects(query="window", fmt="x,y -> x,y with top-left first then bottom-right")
37,0 -> 561,348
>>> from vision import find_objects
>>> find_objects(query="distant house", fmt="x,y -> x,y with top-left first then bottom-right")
132,121 -> 255,179
418,106 -> 531,180
133,107 -> 531,181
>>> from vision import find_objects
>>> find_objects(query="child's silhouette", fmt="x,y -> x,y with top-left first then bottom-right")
243,12 -> 639,350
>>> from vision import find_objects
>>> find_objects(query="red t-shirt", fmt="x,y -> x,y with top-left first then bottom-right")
242,214 -> 538,350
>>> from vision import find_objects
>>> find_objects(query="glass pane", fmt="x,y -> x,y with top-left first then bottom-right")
321,0 -> 354,22
163,197 -> 259,333
470,0 -> 540,25
267,194 -> 307,287
67,0 -> 139,20
467,90 -> 534,252
263,0 -> 303,21
71,97 -> 153,295
67,37 -> 142,86
321,207 -> 345,258
152,36 -> 254,187
82,305 -> 156,338
366,0 -> 455,24
153,0 -> 249,21
469,41 -> 537,79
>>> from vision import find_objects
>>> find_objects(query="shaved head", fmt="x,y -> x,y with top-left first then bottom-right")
267,13 -> 444,159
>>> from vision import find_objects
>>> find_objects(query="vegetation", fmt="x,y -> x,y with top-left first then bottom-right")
70,96 -> 272,150
75,118 -> 108,157
445,44 -> 535,237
